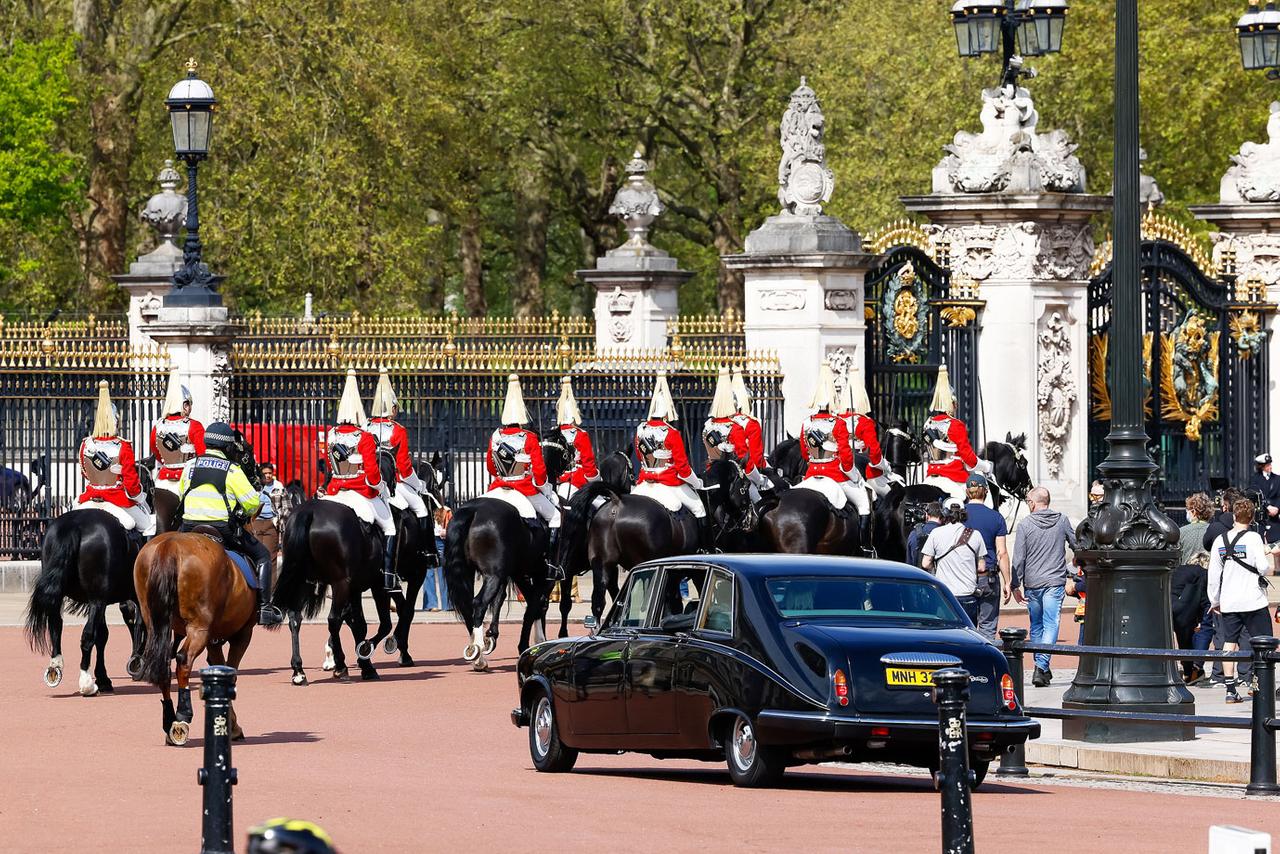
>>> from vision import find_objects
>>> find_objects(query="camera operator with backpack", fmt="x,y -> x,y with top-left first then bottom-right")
1208,498 -> 1275,704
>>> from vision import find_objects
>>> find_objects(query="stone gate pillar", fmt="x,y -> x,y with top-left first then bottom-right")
727,78 -> 873,436
902,82 -> 1111,520
578,151 -> 692,353
1191,101 -> 1280,458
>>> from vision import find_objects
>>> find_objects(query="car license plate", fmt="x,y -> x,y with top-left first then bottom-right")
884,667 -> 938,688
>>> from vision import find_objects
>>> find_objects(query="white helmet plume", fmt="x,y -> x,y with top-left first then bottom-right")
647,372 -> 678,422
808,360 -> 837,411
556,376 -> 582,426
709,365 -> 736,419
370,368 -> 398,419
161,367 -> 189,416
930,363 -> 956,414
336,369 -> 367,426
730,368 -> 752,415
92,380 -> 117,437
501,374 -> 530,425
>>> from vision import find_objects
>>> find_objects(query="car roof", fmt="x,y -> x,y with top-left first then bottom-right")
636,553 -> 938,583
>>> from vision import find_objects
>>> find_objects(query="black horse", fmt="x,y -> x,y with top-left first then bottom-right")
24,508 -> 147,696
981,433 -> 1033,521
555,457 -> 752,633
380,451 -> 449,667
769,437 -> 805,485
759,484 -> 868,556
271,492 -> 395,684
880,420 -> 924,481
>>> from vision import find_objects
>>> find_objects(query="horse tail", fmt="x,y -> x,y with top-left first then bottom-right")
138,542 -> 180,687
24,518 -> 74,655
559,481 -> 616,572
443,505 -> 477,628
275,505 -> 326,621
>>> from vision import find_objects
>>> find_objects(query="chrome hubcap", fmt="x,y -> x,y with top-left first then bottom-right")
533,698 -> 553,758
732,718 -> 756,770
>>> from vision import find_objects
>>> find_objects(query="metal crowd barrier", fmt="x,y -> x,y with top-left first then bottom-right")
994,627 -> 1279,796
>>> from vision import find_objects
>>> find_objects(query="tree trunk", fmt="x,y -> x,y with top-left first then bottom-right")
81,78 -> 137,306
460,206 -> 486,317
511,159 -> 549,317
712,193 -> 744,315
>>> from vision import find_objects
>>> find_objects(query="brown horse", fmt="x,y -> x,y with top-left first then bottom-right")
135,532 -> 256,746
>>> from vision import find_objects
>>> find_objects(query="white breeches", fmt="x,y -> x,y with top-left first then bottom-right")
154,479 -> 181,497
321,491 -> 397,535
633,481 -> 705,518
528,489 -> 561,528
391,481 -> 428,518
72,500 -> 151,532
839,481 -> 871,515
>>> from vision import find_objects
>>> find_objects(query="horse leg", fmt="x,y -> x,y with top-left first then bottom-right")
514,577 -> 536,654
590,563 -> 607,626
223,625 -> 253,741
395,570 -> 424,667
170,628 -> 208,746
328,594 -> 349,681
468,573 -> 501,672
44,606 -> 65,688
347,599 -> 379,682
122,601 -> 145,681
484,579 -> 508,656
92,607 -> 113,694
288,610 -> 308,686
77,604 -> 100,697
361,588 -> 393,664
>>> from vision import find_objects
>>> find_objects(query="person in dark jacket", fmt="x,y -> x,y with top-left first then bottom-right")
1247,452 -> 1280,545
1203,488 -> 1244,552
1012,487 -> 1078,687
907,502 -> 944,567
1170,560 -> 1210,684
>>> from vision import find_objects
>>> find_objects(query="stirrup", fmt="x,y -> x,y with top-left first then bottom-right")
384,572 -> 402,593
546,563 -> 566,582
258,605 -> 283,626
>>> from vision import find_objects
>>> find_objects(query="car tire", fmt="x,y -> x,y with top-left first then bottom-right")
528,690 -> 578,773
970,759 -> 990,790
724,713 -> 785,788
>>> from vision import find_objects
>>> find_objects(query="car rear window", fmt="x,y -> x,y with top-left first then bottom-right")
766,576 -> 964,624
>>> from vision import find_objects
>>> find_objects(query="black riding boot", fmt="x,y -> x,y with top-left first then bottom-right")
546,528 -> 565,581
383,534 -> 400,592
255,555 -> 283,626
697,514 -> 714,553
858,513 -> 876,558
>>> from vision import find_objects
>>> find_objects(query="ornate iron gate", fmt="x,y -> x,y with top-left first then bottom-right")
1088,233 -> 1272,501
863,235 -> 983,436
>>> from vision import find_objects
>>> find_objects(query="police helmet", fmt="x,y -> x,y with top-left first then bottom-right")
205,422 -> 237,452
247,817 -> 337,854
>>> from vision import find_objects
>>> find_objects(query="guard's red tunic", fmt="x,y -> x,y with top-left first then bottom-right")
77,436 -> 142,507
635,419 -> 693,486
323,425 -> 383,498
924,414 -> 979,484
556,425 -> 598,489
800,413 -> 854,482
148,415 -> 206,482
485,427 -> 548,496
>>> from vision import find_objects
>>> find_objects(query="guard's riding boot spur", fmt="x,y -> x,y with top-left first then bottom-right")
383,534 -> 400,593
255,557 -> 283,627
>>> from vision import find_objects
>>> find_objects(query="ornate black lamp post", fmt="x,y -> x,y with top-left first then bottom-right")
950,0 -> 1068,86
1060,0 -> 1193,742
1237,0 -> 1280,77
164,58 -> 222,307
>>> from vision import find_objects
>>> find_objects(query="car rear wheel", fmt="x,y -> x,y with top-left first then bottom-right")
929,758 -> 990,791
528,690 -> 577,773
724,713 -> 784,788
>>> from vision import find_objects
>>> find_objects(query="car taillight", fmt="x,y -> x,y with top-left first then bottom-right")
833,669 -> 849,707
1001,673 -> 1018,711
870,726 -> 890,737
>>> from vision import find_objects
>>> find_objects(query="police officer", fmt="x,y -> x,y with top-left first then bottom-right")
177,422 -> 282,626
1247,452 -> 1280,545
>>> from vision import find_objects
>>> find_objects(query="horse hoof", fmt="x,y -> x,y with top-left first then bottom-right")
472,657 -> 489,673
126,655 -> 143,680
169,721 -> 190,746
291,672 -> 308,687
97,680 -> 115,695
382,636 -> 398,656
78,670 -> 98,697
462,643 -> 480,662
333,667 -> 350,682
483,636 -> 497,656
355,641 -> 374,661
361,669 -> 380,682
321,654 -> 336,672
44,663 -> 63,689
399,653 -> 415,668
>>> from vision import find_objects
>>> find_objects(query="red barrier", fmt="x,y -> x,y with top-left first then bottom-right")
234,423 -> 323,495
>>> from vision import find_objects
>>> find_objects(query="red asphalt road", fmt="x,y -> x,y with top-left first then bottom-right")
1,622 -> 1276,854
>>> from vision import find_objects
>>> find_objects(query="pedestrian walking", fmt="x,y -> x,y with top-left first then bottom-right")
907,502 -> 944,567
1208,498 -> 1275,704
1171,554 -> 1210,684
961,474 -> 1011,641
921,498 -> 988,626
423,504 -> 452,612
1180,492 -> 1214,565
1202,488 -> 1244,684
1011,486 -> 1076,687
248,462 -> 283,570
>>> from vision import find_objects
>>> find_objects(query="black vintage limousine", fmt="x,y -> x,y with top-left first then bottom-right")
511,554 -> 1038,787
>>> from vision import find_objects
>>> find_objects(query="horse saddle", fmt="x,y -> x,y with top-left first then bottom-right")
187,526 -> 259,590
793,477 -> 849,513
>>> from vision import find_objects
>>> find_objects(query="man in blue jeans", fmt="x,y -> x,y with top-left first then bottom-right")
962,474 -> 1011,641
1011,486 -> 1077,687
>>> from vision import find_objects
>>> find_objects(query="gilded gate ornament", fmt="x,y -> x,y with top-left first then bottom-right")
1229,310 -> 1267,357
1160,311 -> 1219,442
1089,333 -> 1153,422
882,262 -> 929,364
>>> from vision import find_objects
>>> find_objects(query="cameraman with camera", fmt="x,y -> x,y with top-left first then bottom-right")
1208,498 -> 1275,704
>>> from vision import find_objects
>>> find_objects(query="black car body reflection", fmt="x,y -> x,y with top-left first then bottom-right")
512,554 -> 1039,787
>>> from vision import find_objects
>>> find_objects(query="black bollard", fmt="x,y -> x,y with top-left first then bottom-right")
997,627 -> 1029,777
932,667 -> 974,854
197,665 -> 239,854
1245,636 -> 1279,796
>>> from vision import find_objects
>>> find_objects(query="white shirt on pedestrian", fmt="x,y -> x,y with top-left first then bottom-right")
1208,528 -> 1271,614
922,522 -> 988,598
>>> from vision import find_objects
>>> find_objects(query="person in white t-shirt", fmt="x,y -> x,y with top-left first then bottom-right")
1208,498 -> 1275,704
921,498 -> 988,627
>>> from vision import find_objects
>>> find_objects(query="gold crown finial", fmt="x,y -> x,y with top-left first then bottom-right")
185,57 -> 199,74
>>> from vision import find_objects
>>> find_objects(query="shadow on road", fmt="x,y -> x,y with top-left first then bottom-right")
186,731 -> 323,748
572,765 -> 1048,796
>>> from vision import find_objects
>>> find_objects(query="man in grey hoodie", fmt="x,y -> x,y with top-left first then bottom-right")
1012,486 -> 1077,687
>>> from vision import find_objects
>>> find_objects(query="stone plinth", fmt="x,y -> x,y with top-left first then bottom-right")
902,192 -> 1112,521
1190,201 -> 1280,454
725,214 -> 873,435
142,304 -> 234,423
112,244 -> 184,348
578,247 -> 693,352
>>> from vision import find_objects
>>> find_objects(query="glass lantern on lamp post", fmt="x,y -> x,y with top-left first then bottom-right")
1237,0 -> 1280,77
164,58 -> 222,307
950,0 -> 1068,87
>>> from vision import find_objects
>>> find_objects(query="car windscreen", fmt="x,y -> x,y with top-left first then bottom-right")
766,576 -> 965,625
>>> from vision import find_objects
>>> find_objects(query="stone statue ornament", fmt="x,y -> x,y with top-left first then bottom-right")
777,77 -> 835,216
1036,311 -> 1076,480
1138,148 -> 1165,208
140,160 -> 188,248
934,84 -> 1085,195
1221,101 -> 1280,203
1162,311 -> 1219,442
608,151 -> 665,248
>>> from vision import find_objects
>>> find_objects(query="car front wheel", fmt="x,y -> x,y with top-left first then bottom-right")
528,690 -> 578,773
724,713 -> 784,788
